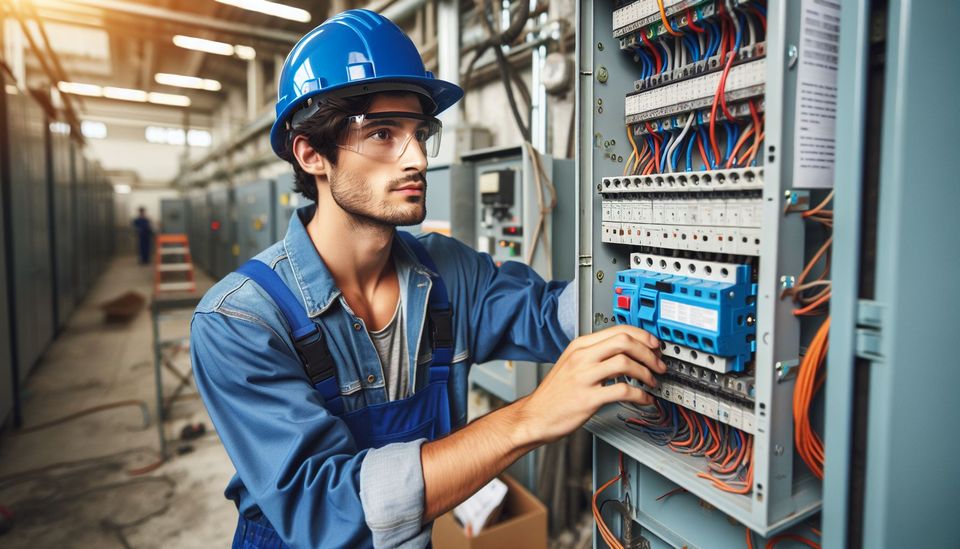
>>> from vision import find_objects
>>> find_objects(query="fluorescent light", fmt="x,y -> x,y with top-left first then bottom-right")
81,121 -> 108,139
49,122 -> 71,135
114,184 -> 131,194
104,87 -> 147,102
234,45 -> 257,60
215,0 -> 311,23
154,73 -> 221,91
58,81 -> 103,97
187,129 -> 212,147
173,35 -> 235,56
148,92 -> 192,107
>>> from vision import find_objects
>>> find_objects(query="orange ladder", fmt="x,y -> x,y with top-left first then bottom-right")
154,234 -> 196,294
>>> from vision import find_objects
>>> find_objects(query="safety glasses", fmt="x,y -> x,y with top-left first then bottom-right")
337,112 -> 442,162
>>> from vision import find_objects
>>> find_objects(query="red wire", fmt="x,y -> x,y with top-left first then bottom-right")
640,30 -> 663,73
749,7 -> 767,31
687,8 -> 704,33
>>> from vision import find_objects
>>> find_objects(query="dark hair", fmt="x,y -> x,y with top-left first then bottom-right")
283,91 -> 433,202
283,94 -> 375,202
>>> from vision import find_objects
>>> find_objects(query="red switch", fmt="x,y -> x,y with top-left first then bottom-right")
617,295 -> 631,310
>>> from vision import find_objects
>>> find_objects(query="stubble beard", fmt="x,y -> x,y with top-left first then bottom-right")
328,169 -> 428,229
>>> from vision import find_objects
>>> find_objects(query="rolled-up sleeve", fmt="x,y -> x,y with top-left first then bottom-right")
191,308 -> 430,548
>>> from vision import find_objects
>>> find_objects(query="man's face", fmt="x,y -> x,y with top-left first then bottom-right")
327,93 -> 429,228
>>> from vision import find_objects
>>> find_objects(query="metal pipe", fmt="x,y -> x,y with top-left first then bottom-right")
55,0 -> 302,43
381,0 -> 427,23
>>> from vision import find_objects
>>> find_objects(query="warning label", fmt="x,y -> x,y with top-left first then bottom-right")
660,299 -> 719,332
793,0 -> 841,188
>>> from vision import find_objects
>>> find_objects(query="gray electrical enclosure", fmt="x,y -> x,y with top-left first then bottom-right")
236,179 -> 276,262
160,198 -> 189,235
579,1 -> 833,545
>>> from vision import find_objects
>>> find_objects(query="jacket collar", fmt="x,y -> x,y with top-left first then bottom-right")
282,204 -> 434,317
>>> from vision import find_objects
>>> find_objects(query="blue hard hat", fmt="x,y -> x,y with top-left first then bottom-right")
269,9 -> 464,157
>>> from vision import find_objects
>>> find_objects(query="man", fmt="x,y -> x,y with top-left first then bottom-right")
132,207 -> 153,265
190,9 -> 664,548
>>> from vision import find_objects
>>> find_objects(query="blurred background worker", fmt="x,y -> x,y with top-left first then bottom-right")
132,207 -> 154,265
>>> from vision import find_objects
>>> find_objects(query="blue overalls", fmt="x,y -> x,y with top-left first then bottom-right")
230,231 -> 453,548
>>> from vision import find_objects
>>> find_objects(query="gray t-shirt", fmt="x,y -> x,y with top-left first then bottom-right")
368,301 -> 408,401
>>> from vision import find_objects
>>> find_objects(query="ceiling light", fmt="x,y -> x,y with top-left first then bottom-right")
81,121 -> 108,139
234,45 -> 257,60
104,87 -> 147,102
154,73 -> 221,92
148,92 -> 192,107
57,81 -> 103,97
173,35 -> 235,56
114,184 -> 131,194
215,0 -> 311,23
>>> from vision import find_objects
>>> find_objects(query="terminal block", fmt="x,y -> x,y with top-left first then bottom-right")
612,253 -> 757,372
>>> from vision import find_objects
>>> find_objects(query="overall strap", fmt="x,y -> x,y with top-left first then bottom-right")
396,232 -> 454,383
236,260 -> 343,414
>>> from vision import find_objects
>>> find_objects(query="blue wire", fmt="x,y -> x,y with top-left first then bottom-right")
723,122 -> 735,165
685,126 -> 698,171
752,2 -> 766,15
733,12 -> 744,51
659,129 -> 674,173
635,48 -> 648,79
704,19 -> 719,58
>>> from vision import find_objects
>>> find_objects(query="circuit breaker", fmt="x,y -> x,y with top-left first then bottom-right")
579,1 -> 838,545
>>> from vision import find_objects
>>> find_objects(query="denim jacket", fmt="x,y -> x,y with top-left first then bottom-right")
191,205 -> 575,548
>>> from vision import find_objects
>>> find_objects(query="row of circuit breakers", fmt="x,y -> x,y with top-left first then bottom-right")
605,0 -> 768,436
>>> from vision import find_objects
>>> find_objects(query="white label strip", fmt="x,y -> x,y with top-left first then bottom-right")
626,58 -> 766,118
792,0 -> 841,188
660,299 -> 719,332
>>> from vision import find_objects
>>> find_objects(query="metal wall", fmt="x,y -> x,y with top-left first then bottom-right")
187,189 -> 212,275
0,75 -> 114,426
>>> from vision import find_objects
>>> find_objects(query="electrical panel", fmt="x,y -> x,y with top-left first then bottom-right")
465,146 -> 575,403
160,198 -> 189,234
235,180 -> 276,263
579,0 -> 838,545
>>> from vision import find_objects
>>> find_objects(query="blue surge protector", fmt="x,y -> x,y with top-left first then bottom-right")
612,262 -> 757,372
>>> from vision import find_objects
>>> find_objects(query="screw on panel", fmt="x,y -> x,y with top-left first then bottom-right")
597,42 -> 604,51
787,44 -> 799,69
596,270 -> 605,282
597,98 -> 603,106
604,140 -> 611,148
617,155 -> 624,162
598,106 -> 604,113
597,66 -> 609,83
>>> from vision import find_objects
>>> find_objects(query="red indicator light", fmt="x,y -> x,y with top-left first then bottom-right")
211,221 -> 221,231
615,287 -> 623,295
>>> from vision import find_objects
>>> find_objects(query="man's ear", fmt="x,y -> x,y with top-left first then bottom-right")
292,134 -> 332,180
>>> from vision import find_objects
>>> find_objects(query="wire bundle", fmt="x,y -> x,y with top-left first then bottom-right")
618,399 -> 755,494
592,452 -> 626,549
625,1 -> 767,176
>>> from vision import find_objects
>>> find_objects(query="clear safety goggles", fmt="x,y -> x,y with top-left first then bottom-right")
337,112 -> 443,162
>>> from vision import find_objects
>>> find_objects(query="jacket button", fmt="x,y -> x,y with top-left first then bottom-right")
367,374 -> 376,383
353,322 -> 362,331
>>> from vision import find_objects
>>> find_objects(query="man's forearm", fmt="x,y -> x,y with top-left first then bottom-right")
420,397 -> 541,523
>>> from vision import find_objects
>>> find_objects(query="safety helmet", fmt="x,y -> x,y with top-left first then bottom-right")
269,9 -> 464,157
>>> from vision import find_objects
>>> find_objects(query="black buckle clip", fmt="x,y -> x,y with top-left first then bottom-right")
430,308 -> 454,350
294,331 -> 337,385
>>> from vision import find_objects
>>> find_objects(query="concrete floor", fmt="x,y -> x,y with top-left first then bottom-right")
0,256 -> 235,547
0,254 -> 595,548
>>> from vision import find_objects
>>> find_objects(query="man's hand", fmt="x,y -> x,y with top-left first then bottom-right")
421,324 -> 664,523
513,324 -> 666,446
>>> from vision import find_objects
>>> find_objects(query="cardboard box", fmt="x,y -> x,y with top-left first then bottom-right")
432,474 -> 547,549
